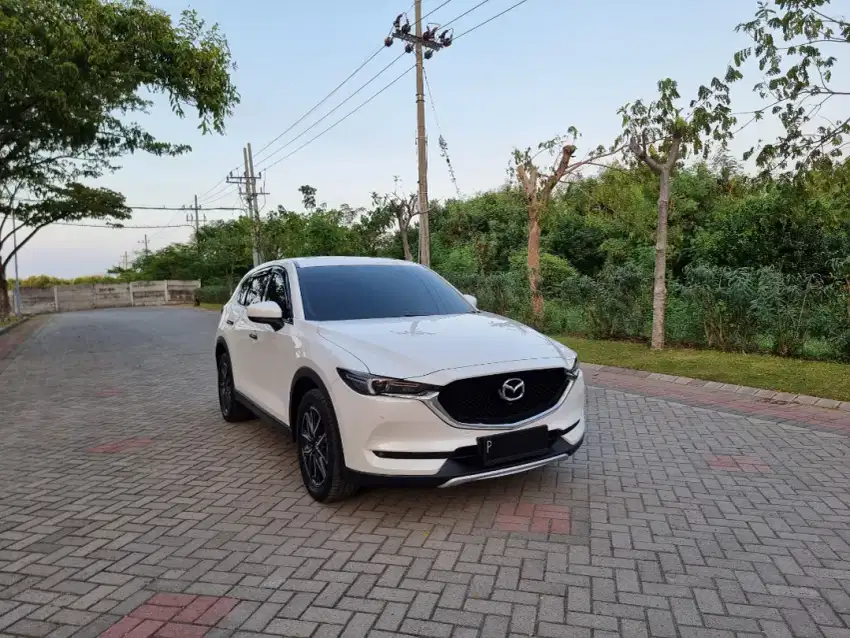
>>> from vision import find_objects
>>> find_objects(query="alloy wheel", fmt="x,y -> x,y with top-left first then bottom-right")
300,405 -> 329,488
218,357 -> 233,415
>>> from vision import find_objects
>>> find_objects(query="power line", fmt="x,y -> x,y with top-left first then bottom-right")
56,222 -> 192,229
14,198 -> 240,212
253,3 -> 532,175
251,48 -> 386,165
252,54 -> 406,172
424,68 -> 461,197
203,1 -> 532,199
263,65 -> 415,173
439,0 -> 495,30
197,2 -> 445,206
454,0 -> 530,40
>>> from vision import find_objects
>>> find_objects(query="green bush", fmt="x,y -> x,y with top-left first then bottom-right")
581,260 -> 652,340
194,284 -> 232,305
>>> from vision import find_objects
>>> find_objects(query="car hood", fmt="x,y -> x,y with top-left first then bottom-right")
316,312 -> 566,379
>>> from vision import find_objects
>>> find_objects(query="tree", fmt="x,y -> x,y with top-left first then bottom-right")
618,78 -> 735,349
511,129 -> 621,320
0,0 -> 239,316
729,0 -> 850,173
299,185 -> 318,211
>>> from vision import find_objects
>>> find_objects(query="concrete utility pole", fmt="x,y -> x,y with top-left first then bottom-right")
139,234 -> 149,255
228,144 -> 266,267
186,195 -> 206,252
121,251 -> 129,270
414,0 -> 430,267
385,2 -> 452,267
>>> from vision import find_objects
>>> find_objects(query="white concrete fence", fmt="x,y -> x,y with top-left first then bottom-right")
15,280 -> 201,315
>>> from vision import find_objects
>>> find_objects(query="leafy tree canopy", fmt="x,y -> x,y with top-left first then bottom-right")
0,0 -> 239,314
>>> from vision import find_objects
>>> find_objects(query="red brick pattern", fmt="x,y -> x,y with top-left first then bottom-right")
100,594 -> 237,638
706,454 -> 772,473
88,438 -> 153,453
495,502 -> 571,533
586,364 -> 850,434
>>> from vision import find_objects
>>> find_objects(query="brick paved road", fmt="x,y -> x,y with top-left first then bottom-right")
2,308 -> 850,638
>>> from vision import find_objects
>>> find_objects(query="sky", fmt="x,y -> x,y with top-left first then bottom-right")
7,0 -> 810,277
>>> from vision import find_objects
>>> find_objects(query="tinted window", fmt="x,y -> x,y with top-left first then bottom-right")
241,272 -> 268,306
265,268 -> 290,310
298,264 -> 473,321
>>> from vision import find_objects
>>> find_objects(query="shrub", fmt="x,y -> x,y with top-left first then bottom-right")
194,285 -> 232,305
582,260 -> 652,340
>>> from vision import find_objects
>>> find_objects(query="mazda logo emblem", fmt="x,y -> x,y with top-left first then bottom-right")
499,378 -> 525,402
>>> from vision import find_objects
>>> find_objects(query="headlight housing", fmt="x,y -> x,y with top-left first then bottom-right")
337,369 -> 439,397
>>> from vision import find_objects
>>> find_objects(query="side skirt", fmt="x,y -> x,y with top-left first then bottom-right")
234,390 -> 293,434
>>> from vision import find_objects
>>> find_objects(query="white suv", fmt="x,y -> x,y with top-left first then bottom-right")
214,256 -> 586,502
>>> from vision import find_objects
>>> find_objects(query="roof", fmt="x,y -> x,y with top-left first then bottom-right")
290,256 -> 417,268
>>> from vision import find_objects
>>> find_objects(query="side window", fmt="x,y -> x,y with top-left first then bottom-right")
265,268 -> 290,312
241,272 -> 268,306
236,277 -> 253,306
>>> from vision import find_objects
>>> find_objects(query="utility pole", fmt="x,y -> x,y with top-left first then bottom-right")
414,0 -> 430,267
121,251 -> 129,270
186,195 -> 206,252
227,144 -> 266,267
139,234 -> 149,255
385,3 -> 452,267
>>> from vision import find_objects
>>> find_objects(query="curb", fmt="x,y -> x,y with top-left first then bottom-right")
0,315 -> 30,338
581,362 -> 850,412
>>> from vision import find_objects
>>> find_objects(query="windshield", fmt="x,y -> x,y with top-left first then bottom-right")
297,264 -> 474,321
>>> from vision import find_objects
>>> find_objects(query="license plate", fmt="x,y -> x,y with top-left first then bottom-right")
477,426 -> 549,467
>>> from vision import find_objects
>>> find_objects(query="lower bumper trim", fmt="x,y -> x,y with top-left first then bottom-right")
438,452 -> 569,488
345,432 -> 585,490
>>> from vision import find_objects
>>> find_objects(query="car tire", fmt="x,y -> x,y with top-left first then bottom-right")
296,388 -> 358,503
216,350 -> 253,422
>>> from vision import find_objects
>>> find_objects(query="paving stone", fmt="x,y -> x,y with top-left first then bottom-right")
2,308 -> 850,638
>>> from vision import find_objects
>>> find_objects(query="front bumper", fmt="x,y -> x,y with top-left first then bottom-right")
329,369 -> 586,487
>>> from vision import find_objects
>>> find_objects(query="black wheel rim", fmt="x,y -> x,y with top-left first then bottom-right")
300,406 -> 328,489
218,357 -> 232,415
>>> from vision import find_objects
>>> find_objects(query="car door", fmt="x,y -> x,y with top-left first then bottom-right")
252,266 -> 298,420
230,270 -> 270,403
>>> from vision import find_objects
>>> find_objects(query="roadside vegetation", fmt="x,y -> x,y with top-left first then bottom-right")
4,0 -> 850,396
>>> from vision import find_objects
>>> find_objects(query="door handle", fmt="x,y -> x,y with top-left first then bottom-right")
249,332 -> 258,340
226,320 -> 234,325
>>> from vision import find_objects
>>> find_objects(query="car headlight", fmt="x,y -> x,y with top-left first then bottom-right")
337,369 -> 439,397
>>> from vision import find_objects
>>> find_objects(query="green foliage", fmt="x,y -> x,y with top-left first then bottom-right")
59,155 -> 850,363
508,250 -> 578,299
722,0 -> 850,173
581,261 -> 653,340
194,284 -> 232,305
0,0 -> 238,316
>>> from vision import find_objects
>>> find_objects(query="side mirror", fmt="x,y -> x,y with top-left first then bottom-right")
463,294 -> 477,308
247,301 -> 284,329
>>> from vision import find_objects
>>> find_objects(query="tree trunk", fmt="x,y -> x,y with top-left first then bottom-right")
650,169 -> 671,350
0,260 -> 11,319
527,203 -> 543,319
401,224 -> 413,261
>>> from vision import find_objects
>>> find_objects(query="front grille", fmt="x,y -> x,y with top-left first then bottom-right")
436,367 -> 570,425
